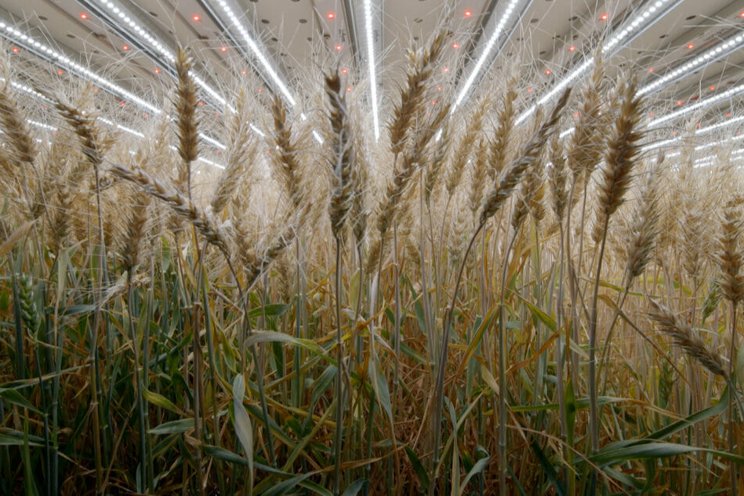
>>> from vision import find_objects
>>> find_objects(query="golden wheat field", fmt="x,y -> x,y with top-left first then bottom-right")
1,0 -> 744,494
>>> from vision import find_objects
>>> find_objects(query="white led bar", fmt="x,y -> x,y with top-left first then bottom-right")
643,114 -> 744,152
207,0 -> 296,106
0,19 -> 232,161
454,0 -> 524,108
639,33 -> 744,96
647,82 -> 744,128
0,19 -> 161,114
516,0 -> 679,124
364,0 -> 380,142
92,0 -> 231,111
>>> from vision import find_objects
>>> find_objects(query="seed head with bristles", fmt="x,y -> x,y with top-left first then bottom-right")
326,69 -> 354,239
624,167 -> 662,284
648,299 -> 728,379
55,101 -> 103,168
388,30 -> 449,157
479,88 -> 571,227
716,201 -> 744,304
0,83 -> 35,165
593,78 -> 643,236
547,136 -> 568,220
489,87 -> 517,181
174,47 -> 199,172
210,90 -> 256,216
271,96 -> 304,209
110,165 -> 230,259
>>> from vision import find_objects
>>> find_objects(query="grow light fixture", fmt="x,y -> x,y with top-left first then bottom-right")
638,32 -> 744,96
0,19 -> 161,114
203,0 -> 296,106
364,0 -> 380,141
516,0 -> 680,124
454,0 -> 524,109
81,0 -> 230,110
647,82 -> 744,128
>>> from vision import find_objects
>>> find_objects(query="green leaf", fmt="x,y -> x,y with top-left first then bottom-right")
142,389 -> 184,416
648,387 -> 728,441
59,304 -> 96,316
261,473 -> 314,496
591,440 -> 744,466
459,455 -> 490,496
232,374 -> 254,486
310,365 -> 337,410
247,304 -> 290,319
341,479 -> 368,496
405,446 -> 429,491
368,358 -> 392,421
245,331 -> 327,358
148,418 -> 194,435
0,388 -> 40,414
529,440 -> 564,496
0,431 -> 44,447
520,298 -> 557,332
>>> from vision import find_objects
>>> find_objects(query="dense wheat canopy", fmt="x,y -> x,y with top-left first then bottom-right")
1,0 -> 744,494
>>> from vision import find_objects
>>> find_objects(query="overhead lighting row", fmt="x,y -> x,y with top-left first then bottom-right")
363,0 -> 380,141
516,0 -> 680,124
454,0 -> 524,108
89,0 -> 231,110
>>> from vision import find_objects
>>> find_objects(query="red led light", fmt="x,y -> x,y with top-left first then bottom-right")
11,46 -> 19,54
241,69 -> 247,76
119,100 -> 126,107
739,11 -> 744,18
726,111 -> 733,118
154,67 -> 160,74
709,85 -> 716,91
452,42 -> 460,49
545,68 -> 552,75
686,43 -> 694,49
527,87 -> 533,93
335,43 -> 343,52
220,46 -> 228,53
599,13 -> 609,21
326,11 -> 336,20
675,99 -> 683,106
464,8 -> 473,18
122,44 -> 130,51
80,12 -> 89,20
346,86 -> 352,93
648,67 -> 654,73
442,66 -> 449,73
192,14 -> 201,22
57,69 -> 64,75
341,67 -> 348,74
568,45 -> 576,52
436,85 -> 443,92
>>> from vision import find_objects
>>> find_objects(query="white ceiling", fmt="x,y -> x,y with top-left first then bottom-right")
0,0 -> 742,161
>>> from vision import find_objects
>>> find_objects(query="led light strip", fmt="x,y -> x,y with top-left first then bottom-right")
206,0 -> 296,106
647,82 -> 744,128
364,0 -> 380,141
90,0 -> 231,111
0,19 -> 161,114
516,0 -> 679,124
454,0 -> 524,108
0,19 -> 232,159
639,32 -> 744,96
643,114 -> 744,152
